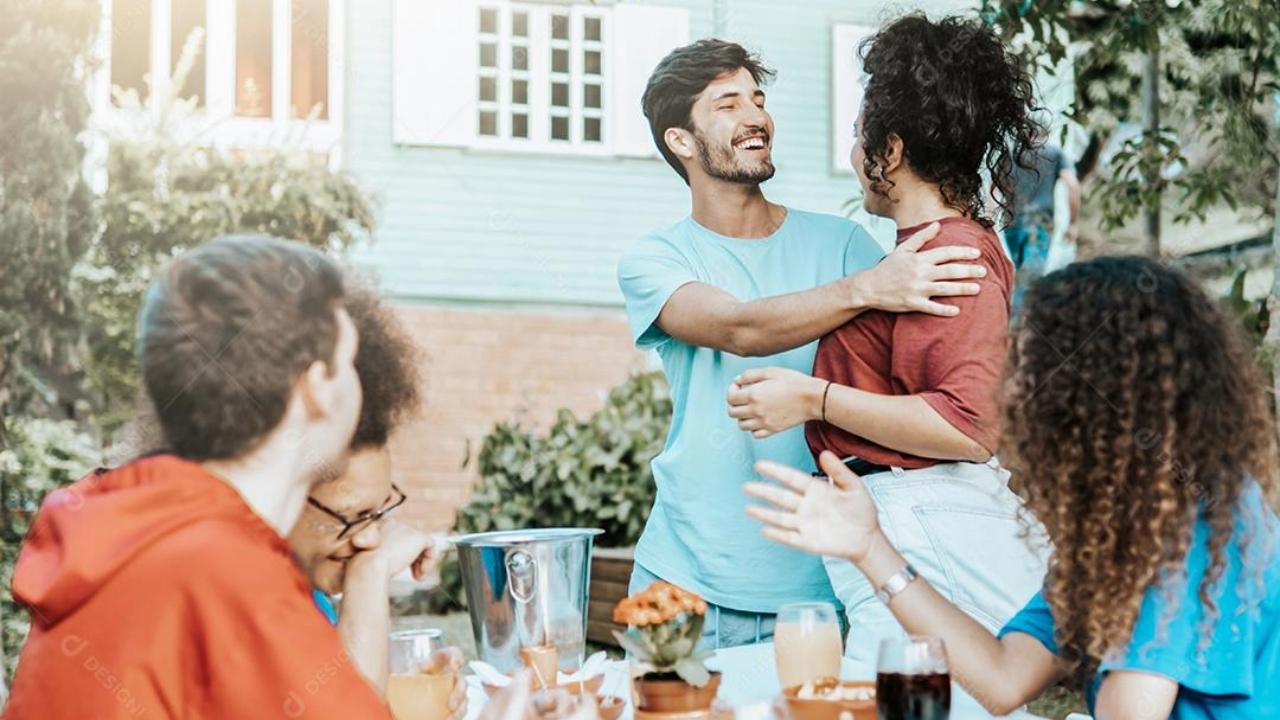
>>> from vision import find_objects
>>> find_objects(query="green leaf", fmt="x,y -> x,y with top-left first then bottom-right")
666,637 -> 695,660
673,658 -> 712,688
613,630 -> 654,662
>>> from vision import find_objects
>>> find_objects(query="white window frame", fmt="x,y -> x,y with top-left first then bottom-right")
93,0 -> 344,157
469,1 -> 612,156
830,22 -> 875,175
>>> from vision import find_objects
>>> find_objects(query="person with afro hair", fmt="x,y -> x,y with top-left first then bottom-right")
287,281 -> 464,712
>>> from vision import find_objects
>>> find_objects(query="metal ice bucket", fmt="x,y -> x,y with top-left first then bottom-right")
454,528 -> 603,674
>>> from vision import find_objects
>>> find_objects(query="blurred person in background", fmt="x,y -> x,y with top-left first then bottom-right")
1005,120 -> 1081,313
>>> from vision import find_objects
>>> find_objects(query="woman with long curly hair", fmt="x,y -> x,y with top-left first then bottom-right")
727,13 -> 1049,662
747,256 -> 1280,717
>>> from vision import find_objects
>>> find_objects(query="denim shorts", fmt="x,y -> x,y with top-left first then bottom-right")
824,458 -> 1050,665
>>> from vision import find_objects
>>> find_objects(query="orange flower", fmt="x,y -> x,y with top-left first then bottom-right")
612,581 -> 707,627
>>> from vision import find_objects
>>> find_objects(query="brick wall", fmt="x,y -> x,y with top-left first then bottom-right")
386,303 -> 647,531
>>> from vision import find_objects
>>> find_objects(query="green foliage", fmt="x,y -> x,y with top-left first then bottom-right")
0,0 -> 100,435
981,0 -> 1280,232
0,417 -> 101,683
78,34 -> 377,428
427,372 -> 670,613
1220,266 -> 1274,391
1026,685 -> 1090,719
456,371 -> 670,547
613,614 -> 713,686
1223,266 -> 1270,341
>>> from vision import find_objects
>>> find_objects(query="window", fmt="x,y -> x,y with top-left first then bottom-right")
580,14 -> 603,143
290,0 -> 329,119
392,0 -> 688,157
235,0 -> 272,117
171,0 -> 206,104
831,24 -> 875,173
100,0 -> 341,153
477,6 -> 500,137
473,2 -> 608,148
109,0 -> 206,105
110,0 -> 151,100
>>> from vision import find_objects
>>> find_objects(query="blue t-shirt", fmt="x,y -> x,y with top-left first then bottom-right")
617,208 -> 884,612
313,588 -> 339,625
999,483 -> 1280,718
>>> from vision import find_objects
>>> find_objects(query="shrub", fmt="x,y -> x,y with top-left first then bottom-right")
78,32 -> 377,430
458,370 -> 670,546
427,371 -> 670,612
0,417 -> 101,683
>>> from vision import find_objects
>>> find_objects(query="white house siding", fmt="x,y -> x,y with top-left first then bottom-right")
339,0 -> 984,531
343,0 -> 974,308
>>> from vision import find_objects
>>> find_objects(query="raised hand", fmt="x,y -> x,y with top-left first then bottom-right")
744,452 -> 882,562
358,520 -> 442,581
859,222 -> 986,317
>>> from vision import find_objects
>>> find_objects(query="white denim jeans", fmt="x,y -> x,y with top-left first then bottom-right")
824,458 -> 1050,665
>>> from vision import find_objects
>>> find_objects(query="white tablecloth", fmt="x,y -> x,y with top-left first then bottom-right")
464,642 -> 1046,720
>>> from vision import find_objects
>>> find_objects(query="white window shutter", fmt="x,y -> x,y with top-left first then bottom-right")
831,24 -> 875,173
610,4 -> 690,158
392,0 -> 478,146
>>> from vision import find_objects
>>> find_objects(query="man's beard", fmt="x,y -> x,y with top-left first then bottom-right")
693,129 -> 776,185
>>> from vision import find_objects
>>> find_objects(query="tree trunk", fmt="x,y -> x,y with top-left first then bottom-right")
1142,48 -> 1161,257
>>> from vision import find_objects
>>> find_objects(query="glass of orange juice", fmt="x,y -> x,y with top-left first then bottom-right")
773,602 -> 842,689
388,629 -> 454,720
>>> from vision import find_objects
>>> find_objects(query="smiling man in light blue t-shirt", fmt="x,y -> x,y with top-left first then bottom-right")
617,40 -> 991,648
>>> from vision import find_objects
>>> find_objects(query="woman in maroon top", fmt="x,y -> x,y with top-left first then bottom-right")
727,14 -> 1050,663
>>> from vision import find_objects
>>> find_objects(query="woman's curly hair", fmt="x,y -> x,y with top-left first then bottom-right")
344,281 -> 424,450
858,14 -> 1041,227
1001,256 -> 1277,673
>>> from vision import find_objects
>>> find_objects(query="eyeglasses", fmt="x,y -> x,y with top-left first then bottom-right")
307,484 -> 407,540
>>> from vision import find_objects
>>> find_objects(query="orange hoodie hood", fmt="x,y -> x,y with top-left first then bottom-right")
12,454 -> 288,626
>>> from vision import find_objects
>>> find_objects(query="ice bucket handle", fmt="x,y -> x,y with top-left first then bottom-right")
506,549 -> 537,604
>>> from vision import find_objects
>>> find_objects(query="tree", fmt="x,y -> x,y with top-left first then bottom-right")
78,32 -> 378,429
980,0 -> 1280,254
0,29 -> 380,684
0,0 -> 99,691
0,0 -> 99,445
984,0 -> 1280,402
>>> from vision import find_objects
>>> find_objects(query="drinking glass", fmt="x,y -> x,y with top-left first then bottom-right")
875,636 -> 950,720
387,629 -> 454,720
773,602 -> 843,689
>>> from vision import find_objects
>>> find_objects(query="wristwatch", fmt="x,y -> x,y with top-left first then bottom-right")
875,563 -> 919,604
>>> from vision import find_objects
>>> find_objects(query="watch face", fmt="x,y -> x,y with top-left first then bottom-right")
878,564 -> 918,603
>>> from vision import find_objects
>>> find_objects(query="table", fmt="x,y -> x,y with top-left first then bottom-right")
464,642 -> 1046,720
706,642 -> 1044,719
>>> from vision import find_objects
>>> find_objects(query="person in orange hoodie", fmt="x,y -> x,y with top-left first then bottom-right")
0,237 -> 540,720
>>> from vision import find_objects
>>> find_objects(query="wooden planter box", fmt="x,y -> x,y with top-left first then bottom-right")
587,546 -> 635,647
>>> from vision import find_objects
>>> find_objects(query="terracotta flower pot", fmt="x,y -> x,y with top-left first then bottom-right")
634,672 -> 722,712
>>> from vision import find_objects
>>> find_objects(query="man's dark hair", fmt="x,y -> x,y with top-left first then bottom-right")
642,39 -> 776,184
344,282 -> 423,450
858,14 -> 1042,227
140,235 -> 346,461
